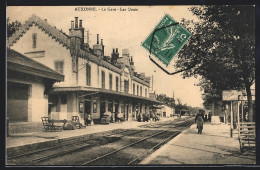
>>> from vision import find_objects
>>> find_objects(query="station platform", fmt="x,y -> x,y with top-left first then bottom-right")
140,122 -> 256,165
6,117 -> 173,150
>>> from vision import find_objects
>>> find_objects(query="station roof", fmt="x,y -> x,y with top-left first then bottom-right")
7,49 -> 64,82
51,86 -> 163,104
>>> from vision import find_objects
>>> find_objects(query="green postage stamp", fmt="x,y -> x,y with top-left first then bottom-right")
142,14 -> 191,70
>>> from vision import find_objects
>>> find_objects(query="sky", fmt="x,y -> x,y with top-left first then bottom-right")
7,6 -> 204,107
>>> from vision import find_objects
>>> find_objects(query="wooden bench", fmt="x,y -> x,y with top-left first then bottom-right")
41,117 -> 63,132
238,122 -> 255,153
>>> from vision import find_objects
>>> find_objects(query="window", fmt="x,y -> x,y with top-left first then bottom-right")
54,61 -> 64,74
86,64 -> 91,86
124,80 -> 129,93
133,83 -> 135,95
101,71 -> 105,89
145,88 -> 147,97
116,77 -> 119,92
140,86 -> 143,97
137,85 -> 139,96
32,33 -> 37,48
109,73 -> 113,90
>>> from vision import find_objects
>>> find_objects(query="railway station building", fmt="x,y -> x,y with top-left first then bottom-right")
8,14 -> 161,124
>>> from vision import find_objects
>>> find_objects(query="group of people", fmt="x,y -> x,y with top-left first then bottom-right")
137,112 -> 160,122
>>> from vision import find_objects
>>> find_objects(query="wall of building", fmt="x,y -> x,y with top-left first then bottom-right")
31,83 -> 48,122
132,80 -> 149,97
161,105 -> 174,117
11,24 -> 73,86
78,58 -> 99,88
98,66 -> 121,90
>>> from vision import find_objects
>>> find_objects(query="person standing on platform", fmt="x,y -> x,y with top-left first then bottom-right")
208,112 -> 212,122
195,109 -> 204,134
117,112 -> 123,123
204,114 -> 208,122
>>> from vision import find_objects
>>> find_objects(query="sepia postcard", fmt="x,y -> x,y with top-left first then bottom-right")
6,5 -> 256,166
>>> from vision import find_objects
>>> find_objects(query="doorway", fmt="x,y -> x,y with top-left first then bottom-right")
7,82 -> 29,122
84,100 -> 91,124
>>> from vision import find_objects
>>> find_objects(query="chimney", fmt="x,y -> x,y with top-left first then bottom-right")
75,17 -> 78,28
71,21 -> 74,29
97,34 -> 99,44
113,48 -> 115,53
44,19 -> 47,22
116,48 -> 118,53
79,19 -> 82,28
101,39 -> 104,56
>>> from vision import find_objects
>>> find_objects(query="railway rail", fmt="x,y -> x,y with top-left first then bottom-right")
81,118 -> 194,165
82,130 -> 180,165
7,129 -> 146,165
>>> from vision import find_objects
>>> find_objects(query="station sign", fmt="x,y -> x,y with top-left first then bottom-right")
222,90 -> 242,101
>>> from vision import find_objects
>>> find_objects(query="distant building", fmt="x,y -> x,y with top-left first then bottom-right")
7,49 -> 64,122
8,14 -> 160,124
161,105 -> 175,117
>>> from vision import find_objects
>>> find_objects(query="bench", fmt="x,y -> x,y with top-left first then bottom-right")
41,117 -> 63,132
238,122 -> 255,153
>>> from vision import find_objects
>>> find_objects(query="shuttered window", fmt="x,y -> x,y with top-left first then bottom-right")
133,83 -> 135,95
32,33 -> 37,48
101,71 -> 105,89
109,74 -> 113,90
124,80 -> 129,94
116,77 -> 119,92
86,64 -> 91,86
54,61 -> 64,74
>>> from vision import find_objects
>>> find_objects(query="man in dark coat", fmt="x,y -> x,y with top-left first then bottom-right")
195,109 -> 204,134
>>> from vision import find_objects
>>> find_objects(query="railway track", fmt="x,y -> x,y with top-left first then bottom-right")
7,117 -> 194,166
81,118 -> 194,165
82,130 -> 180,165
139,117 -> 194,129
7,129 -> 143,165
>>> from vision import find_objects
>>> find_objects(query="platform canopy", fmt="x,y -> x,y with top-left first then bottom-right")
51,86 -> 163,104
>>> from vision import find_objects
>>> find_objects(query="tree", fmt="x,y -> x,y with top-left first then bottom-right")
175,5 -> 255,121
174,98 -> 200,115
7,17 -> 22,38
175,98 -> 185,114
156,94 -> 175,108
